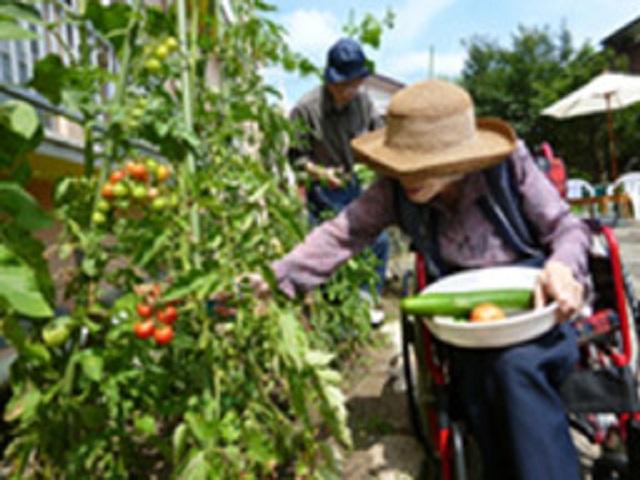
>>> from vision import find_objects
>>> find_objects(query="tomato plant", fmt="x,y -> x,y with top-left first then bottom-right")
1,0 -> 393,478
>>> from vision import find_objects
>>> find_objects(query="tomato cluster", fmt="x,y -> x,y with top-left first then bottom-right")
143,36 -> 179,75
132,283 -> 179,345
92,158 -> 176,226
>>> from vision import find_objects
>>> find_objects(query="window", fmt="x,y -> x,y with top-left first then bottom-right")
0,50 -> 12,83
29,24 -> 40,59
16,40 -> 29,83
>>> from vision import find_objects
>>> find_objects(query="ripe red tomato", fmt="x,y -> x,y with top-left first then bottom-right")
136,303 -> 153,319
469,303 -> 506,323
125,162 -> 147,181
132,165 -> 148,181
157,305 -> 178,325
154,325 -> 174,345
109,170 -> 126,184
101,183 -> 115,200
133,320 -> 155,339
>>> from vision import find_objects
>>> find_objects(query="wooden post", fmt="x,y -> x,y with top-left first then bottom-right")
605,94 -> 618,180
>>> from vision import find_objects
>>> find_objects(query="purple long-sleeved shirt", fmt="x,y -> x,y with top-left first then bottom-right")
273,142 -> 591,298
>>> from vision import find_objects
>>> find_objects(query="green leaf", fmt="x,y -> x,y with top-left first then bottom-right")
177,451 -> 209,480
84,0 -> 131,51
277,310 -> 307,370
22,342 -> 51,364
172,422 -> 188,463
184,412 -> 214,444
305,350 -> 334,367
134,414 -> 157,436
4,384 -> 41,422
78,350 -> 104,382
0,20 -> 37,40
0,100 -> 40,140
137,230 -> 171,267
321,384 -> 352,447
164,272 -> 218,302
29,54 -> 67,104
0,181 -> 51,231
0,245 -> 53,318
0,3 -> 42,24
81,257 -> 98,277
317,367 -> 342,385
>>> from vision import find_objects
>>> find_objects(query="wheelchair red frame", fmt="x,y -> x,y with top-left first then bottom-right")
400,222 -> 640,480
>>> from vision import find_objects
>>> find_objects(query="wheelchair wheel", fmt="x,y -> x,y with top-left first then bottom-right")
401,310 -> 432,446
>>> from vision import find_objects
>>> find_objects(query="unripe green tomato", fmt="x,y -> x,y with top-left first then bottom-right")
132,185 -> 147,200
151,197 -> 167,211
112,182 -> 128,198
131,107 -> 145,119
144,58 -> 162,73
155,44 -> 169,61
115,199 -> 130,210
145,158 -> 158,172
165,36 -> 179,51
42,324 -> 70,347
168,193 -> 179,207
92,211 -> 107,225
97,199 -> 111,212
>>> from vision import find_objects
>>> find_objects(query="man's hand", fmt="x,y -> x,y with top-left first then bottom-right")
533,260 -> 584,322
304,161 -> 344,189
323,167 -> 344,188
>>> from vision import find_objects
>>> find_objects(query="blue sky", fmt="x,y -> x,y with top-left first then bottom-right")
265,1 -> 639,110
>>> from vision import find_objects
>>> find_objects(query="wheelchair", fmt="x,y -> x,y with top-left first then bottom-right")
400,220 -> 640,479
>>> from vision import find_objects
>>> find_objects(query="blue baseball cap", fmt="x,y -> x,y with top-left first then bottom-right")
324,38 -> 370,84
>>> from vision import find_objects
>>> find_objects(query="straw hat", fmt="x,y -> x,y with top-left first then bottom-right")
351,80 -> 517,176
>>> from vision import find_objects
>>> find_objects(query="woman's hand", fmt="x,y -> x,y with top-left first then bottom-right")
240,272 -> 272,299
533,260 -> 584,322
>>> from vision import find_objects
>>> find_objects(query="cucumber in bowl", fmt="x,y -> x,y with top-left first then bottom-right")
400,289 -> 533,318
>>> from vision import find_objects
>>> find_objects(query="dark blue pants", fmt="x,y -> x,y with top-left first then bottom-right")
307,179 -> 389,294
450,323 -> 581,480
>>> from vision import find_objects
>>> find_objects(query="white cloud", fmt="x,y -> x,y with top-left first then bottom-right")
384,49 -> 465,81
388,0 -> 456,47
434,51 -> 467,78
282,9 -> 341,63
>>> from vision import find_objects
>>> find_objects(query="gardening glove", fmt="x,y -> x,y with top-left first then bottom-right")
534,260 -> 584,322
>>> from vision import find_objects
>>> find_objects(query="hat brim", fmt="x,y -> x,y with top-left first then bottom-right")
351,118 -> 517,177
324,64 -> 370,84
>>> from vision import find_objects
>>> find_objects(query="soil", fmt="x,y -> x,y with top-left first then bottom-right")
341,294 -> 430,480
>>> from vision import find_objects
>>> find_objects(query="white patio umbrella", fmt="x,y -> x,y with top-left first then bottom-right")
541,71 -> 640,179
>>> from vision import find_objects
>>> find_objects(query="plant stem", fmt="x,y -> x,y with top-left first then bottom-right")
177,0 -> 202,269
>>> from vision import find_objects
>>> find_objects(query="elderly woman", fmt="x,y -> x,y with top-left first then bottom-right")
255,80 -> 588,479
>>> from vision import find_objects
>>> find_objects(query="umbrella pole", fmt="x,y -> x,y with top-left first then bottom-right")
606,95 -> 618,180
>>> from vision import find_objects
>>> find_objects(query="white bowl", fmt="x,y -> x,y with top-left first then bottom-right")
421,266 -> 557,348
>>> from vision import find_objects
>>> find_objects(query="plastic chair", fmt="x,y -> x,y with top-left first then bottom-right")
607,172 -> 640,220
567,178 -> 595,200
567,178 -> 597,219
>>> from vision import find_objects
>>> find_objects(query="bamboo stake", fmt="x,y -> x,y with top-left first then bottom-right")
177,0 -> 202,269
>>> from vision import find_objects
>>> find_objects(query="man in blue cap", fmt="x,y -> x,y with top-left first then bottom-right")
288,37 -> 390,325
